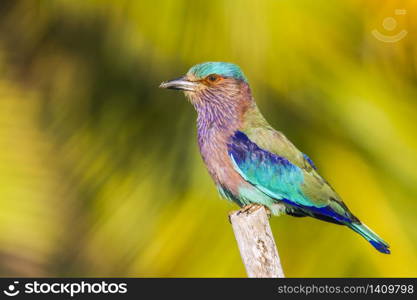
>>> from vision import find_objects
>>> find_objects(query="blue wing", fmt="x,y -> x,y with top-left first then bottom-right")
227,131 -> 391,253
227,131 -> 352,223
228,131 -> 310,206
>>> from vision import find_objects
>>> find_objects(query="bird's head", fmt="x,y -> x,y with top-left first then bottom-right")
159,62 -> 249,106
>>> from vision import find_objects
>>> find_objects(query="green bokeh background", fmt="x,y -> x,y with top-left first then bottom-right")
0,0 -> 416,277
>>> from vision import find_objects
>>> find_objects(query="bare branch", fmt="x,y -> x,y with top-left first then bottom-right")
229,205 -> 285,278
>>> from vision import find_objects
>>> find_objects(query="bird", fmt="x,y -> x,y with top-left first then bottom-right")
160,62 -> 390,254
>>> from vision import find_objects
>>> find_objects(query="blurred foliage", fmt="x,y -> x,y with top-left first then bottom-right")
0,0 -> 416,277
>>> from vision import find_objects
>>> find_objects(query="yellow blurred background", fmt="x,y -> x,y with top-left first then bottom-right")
0,0 -> 416,277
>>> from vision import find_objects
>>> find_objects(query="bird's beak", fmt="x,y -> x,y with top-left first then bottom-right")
159,76 -> 198,92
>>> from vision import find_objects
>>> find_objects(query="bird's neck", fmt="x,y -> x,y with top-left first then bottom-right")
195,102 -> 270,144
194,83 -> 253,144
196,102 -> 238,135
193,83 -> 270,187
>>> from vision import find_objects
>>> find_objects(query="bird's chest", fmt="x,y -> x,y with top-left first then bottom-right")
197,127 -> 245,194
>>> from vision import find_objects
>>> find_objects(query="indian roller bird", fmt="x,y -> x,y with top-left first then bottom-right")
160,62 -> 390,254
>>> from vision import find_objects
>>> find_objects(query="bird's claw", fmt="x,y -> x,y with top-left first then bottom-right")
237,204 -> 263,216
228,204 -> 271,223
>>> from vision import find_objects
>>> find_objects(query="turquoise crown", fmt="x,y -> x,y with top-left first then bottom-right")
188,62 -> 248,82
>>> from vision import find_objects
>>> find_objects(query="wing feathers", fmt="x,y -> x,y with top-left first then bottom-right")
228,130 -> 355,223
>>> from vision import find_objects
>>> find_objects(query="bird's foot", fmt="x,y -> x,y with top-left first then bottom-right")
228,204 -> 272,223
228,205 -> 259,223
237,204 -> 259,215
238,204 -> 269,217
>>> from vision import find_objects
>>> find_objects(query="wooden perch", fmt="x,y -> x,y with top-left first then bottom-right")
229,204 -> 285,278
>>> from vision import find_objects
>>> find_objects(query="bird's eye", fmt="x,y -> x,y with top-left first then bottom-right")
207,74 -> 220,83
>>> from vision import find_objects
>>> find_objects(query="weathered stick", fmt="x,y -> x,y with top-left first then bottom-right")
229,204 -> 285,278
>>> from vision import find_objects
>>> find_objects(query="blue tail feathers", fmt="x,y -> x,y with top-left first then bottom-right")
369,240 -> 390,254
350,223 -> 390,254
